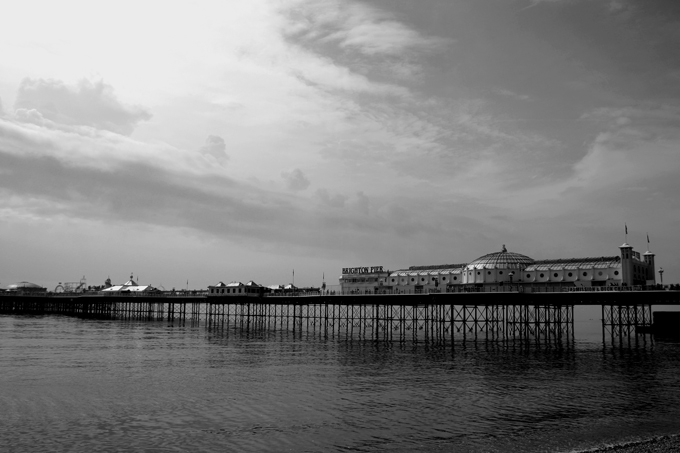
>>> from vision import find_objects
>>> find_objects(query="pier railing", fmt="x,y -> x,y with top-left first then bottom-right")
332,284 -> 663,296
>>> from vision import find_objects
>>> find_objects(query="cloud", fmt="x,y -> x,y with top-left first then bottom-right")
315,188 -> 347,208
520,0 -> 569,10
608,0 -> 625,13
14,78 -> 151,135
282,168 -> 311,191
0,113 -> 473,266
198,135 -> 229,163
493,88 -> 531,101
353,191 -> 370,215
283,0 -> 448,56
499,103 -> 680,214
0,115 -> 305,245
279,0 -> 449,87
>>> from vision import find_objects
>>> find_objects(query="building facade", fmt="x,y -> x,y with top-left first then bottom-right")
100,275 -> 159,294
339,243 -> 656,294
208,281 -> 269,297
338,266 -> 392,294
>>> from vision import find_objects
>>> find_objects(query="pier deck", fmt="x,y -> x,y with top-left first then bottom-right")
2,291 -> 678,345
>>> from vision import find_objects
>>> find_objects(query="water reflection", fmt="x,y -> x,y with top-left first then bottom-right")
2,315 -> 680,452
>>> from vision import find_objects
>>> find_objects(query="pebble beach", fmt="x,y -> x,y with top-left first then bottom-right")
577,435 -> 680,453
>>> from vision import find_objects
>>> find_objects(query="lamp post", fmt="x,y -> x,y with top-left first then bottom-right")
509,271 -> 514,291
659,268 -> 664,287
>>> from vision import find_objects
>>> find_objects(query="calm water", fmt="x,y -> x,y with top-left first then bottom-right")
2,308 -> 680,452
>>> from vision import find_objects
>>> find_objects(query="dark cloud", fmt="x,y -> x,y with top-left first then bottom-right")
198,135 -> 229,162
0,146 -> 296,245
282,168 -> 311,191
14,78 -> 151,135
315,188 -> 347,208
0,117 -> 502,267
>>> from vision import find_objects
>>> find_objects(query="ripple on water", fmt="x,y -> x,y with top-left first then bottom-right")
2,315 -> 680,452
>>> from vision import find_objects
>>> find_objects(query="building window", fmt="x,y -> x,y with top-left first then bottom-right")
568,272 -> 573,277
453,276 -> 458,281
598,271 -> 603,276
526,274 -> 531,279
477,271 -> 481,275
540,273 -> 544,278
583,272 -> 588,277
487,271 -> 492,275
391,278 -> 395,283
421,277 -> 425,282
411,278 -> 415,282
499,271 -> 503,275
442,277 -> 447,281
614,271 -> 619,276
553,273 -> 558,278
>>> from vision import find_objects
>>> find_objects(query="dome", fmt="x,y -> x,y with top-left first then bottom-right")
7,281 -> 43,290
466,245 -> 534,270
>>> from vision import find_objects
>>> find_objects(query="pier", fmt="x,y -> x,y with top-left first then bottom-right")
2,290 -> 679,345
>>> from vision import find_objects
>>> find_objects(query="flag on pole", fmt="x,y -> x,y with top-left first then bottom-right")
647,234 -> 650,244
625,224 -> 628,235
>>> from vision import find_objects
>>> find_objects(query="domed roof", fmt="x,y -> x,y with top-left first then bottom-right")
7,281 -> 43,290
466,245 -> 535,270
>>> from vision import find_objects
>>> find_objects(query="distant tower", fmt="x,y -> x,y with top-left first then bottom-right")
619,243 -> 634,286
643,250 -> 656,284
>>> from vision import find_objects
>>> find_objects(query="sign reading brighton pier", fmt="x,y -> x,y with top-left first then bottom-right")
342,266 -> 384,274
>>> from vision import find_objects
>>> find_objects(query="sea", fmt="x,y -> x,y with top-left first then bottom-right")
2,305 -> 680,452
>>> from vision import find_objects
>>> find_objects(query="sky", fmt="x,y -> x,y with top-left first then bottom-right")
1,0 -> 679,290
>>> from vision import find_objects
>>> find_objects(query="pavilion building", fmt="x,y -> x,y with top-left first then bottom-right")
339,242 -> 656,294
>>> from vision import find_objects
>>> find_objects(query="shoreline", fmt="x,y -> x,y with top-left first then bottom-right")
571,434 -> 680,453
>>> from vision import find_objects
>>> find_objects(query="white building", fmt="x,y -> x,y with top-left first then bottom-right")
339,243 -> 656,294
208,281 -> 268,297
100,275 -> 158,294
